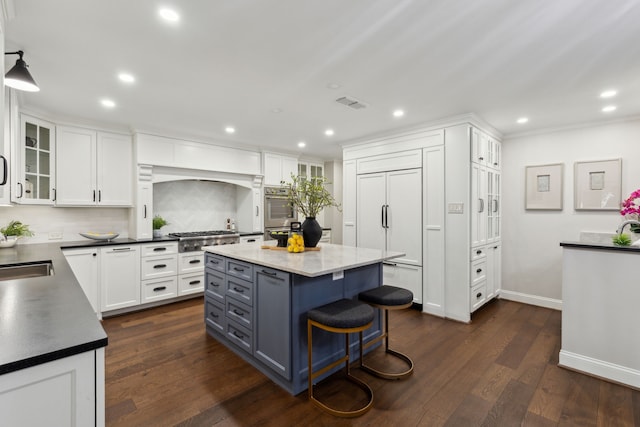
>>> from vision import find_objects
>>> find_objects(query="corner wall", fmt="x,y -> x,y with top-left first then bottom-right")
501,118 -> 640,308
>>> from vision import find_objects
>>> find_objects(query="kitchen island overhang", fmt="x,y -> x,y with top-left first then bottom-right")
203,243 -> 404,395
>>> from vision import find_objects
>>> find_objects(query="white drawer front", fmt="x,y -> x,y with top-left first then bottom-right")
470,258 -> 487,287
179,272 -> 205,296
142,242 -> 178,257
470,281 -> 487,312
141,255 -> 178,280
179,252 -> 205,274
471,246 -> 486,262
382,262 -> 422,304
142,277 -> 178,303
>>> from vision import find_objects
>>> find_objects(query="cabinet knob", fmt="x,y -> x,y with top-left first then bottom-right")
476,268 -> 482,273
476,292 -> 483,299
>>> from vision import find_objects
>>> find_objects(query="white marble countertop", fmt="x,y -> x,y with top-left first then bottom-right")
203,242 -> 405,277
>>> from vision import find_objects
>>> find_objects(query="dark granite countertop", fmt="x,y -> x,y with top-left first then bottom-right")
560,241 -> 640,253
0,243 -> 108,375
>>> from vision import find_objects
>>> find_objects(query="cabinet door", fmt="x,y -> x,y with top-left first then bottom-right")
471,163 -> 488,248
133,182 -> 153,240
263,153 -> 282,186
100,246 -> 141,312
56,126 -> 96,206
254,267 -> 291,379
356,172 -> 387,252
0,91 -> 12,205
470,127 -> 487,166
97,132 -> 132,206
281,156 -> 298,184
253,188 -> 262,232
342,160 -> 357,246
63,248 -> 99,314
386,169 -> 422,265
15,115 -> 55,204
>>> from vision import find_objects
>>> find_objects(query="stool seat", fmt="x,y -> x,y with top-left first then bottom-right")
359,285 -> 413,307
308,299 -> 374,329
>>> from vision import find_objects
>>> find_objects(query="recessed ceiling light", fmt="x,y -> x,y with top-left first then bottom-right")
118,73 -> 135,83
602,105 -> 617,113
327,83 -> 341,90
225,126 -> 235,134
517,117 -> 529,124
159,8 -> 180,22
600,90 -> 617,98
100,99 -> 116,108
298,141 -> 306,148
324,129 -> 334,136
271,108 -> 283,113
393,109 -> 405,118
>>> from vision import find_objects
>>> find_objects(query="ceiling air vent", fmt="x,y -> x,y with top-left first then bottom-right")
335,96 -> 368,110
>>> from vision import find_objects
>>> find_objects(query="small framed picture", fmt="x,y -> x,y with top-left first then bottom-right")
574,159 -> 621,210
525,163 -> 563,210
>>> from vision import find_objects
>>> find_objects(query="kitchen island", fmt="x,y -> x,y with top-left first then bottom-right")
559,241 -> 640,389
203,242 -> 404,395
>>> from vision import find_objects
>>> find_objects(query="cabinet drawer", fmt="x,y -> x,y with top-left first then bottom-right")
179,252 -> 204,274
205,297 -> 225,334
226,298 -> 252,330
471,246 -> 487,262
142,277 -> 178,303
178,272 -> 205,296
227,259 -> 253,282
470,258 -> 487,287
205,268 -> 225,303
382,262 -> 422,304
141,255 -> 178,280
205,254 -> 225,272
470,281 -> 487,312
226,276 -> 253,306
226,320 -> 252,354
142,242 -> 178,257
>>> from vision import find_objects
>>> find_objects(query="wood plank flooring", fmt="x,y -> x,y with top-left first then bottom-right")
102,297 -> 640,426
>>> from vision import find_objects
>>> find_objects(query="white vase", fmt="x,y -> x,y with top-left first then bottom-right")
0,235 -> 18,248
153,229 -> 162,239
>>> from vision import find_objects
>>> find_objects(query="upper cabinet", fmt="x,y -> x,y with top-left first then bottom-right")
471,126 -> 501,169
263,153 -> 298,186
12,114 -> 56,204
56,126 -> 132,206
298,161 -> 323,181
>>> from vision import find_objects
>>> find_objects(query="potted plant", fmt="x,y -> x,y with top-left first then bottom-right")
152,215 -> 169,238
282,175 -> 340,247
0,220 -> 34,248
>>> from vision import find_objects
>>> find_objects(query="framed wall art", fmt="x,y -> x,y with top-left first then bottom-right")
525,163 -> 563,210
574,158 -> 621,210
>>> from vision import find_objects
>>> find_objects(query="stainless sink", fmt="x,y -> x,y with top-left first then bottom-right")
0,261 -> 54,281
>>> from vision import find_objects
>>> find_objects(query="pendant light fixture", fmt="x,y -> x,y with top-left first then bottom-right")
4,50 -> 39,92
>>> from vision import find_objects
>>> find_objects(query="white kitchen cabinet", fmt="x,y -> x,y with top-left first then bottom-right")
485,243 -> 501,300
383,262 -> 422,304
298,161 -> 323,181
319,229 -> 331,244
263,153 -> 298,186
131,179 -> 153,240
471,163 -> 488,248
0,90 -> 12,206
63,248 -> 100,315
0,349 -> 104,427
56,126 -> 132,206
140,242 -> 178,303
342,160 -> 357,246
239,235 -> 264,244
487,169 -> 501,243
236,186 -> 262,233
100,245 -> 141,312
178,251 -> 205,295
12,114 -> 55,204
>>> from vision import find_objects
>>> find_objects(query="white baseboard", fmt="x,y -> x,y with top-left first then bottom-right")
499,290 -> 562,311
559,350 -> 640,390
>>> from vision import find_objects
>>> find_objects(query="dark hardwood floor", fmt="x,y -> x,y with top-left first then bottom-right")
102,297 -> 640,426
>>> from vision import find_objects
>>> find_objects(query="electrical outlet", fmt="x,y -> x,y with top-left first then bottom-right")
332,270 -> 344,281
48,231 -> 63,240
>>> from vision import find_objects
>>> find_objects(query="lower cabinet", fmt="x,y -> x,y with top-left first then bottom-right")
63,248 -> 99,314
100,245 -> 141,312
178,251 -> 205,295
383,262 -> 422,304
0,349 -> 105,427
469,243 -> 501,312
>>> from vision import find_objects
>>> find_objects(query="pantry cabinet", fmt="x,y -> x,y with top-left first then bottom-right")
12,114 -> 55,204
56,126 -> 132,206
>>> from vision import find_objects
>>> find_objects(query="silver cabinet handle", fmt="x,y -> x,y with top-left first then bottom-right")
0,155 -> 7,185
17,182 -> 23,198
478,199 -> 485,213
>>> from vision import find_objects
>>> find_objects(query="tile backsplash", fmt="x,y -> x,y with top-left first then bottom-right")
153,180 -> 237,233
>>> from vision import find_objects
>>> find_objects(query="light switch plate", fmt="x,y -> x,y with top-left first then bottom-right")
332,270 -> 344,281
448,203 -> 464,214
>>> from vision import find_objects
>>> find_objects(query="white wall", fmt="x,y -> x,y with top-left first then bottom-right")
0,206 -> 129,243
502,118 -> 640,308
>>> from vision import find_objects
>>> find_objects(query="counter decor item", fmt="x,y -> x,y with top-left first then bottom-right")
269,230 -> 289,247
152,215 -> 169,238
281,175 -> 340,247
612,233 -> 632,246
0,220 -> 34,248
79,232 -> 119,241
620,188 -> 640,233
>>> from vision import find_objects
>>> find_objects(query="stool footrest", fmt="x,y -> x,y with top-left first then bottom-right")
361,348 -> 414,380
309,373 -> 373,418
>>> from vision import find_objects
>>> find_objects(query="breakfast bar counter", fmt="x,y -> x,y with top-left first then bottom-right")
203,243 -> 404,395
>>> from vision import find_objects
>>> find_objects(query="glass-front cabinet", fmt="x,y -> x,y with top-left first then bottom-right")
297,162 -> 323,181
13,114 -> 56,204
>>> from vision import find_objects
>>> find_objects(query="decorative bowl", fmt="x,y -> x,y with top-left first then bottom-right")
269,231 -> 289,247
79,232 -> 119,241
0,236 -> 18,248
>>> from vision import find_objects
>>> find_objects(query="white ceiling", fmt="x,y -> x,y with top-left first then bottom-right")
4,0 -> 640,160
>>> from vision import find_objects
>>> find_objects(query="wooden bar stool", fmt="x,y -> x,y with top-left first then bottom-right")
358,285 -> 414,380
307,298 -> 375,417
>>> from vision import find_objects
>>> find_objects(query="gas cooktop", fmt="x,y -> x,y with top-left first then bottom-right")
168,230 -> 239,239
